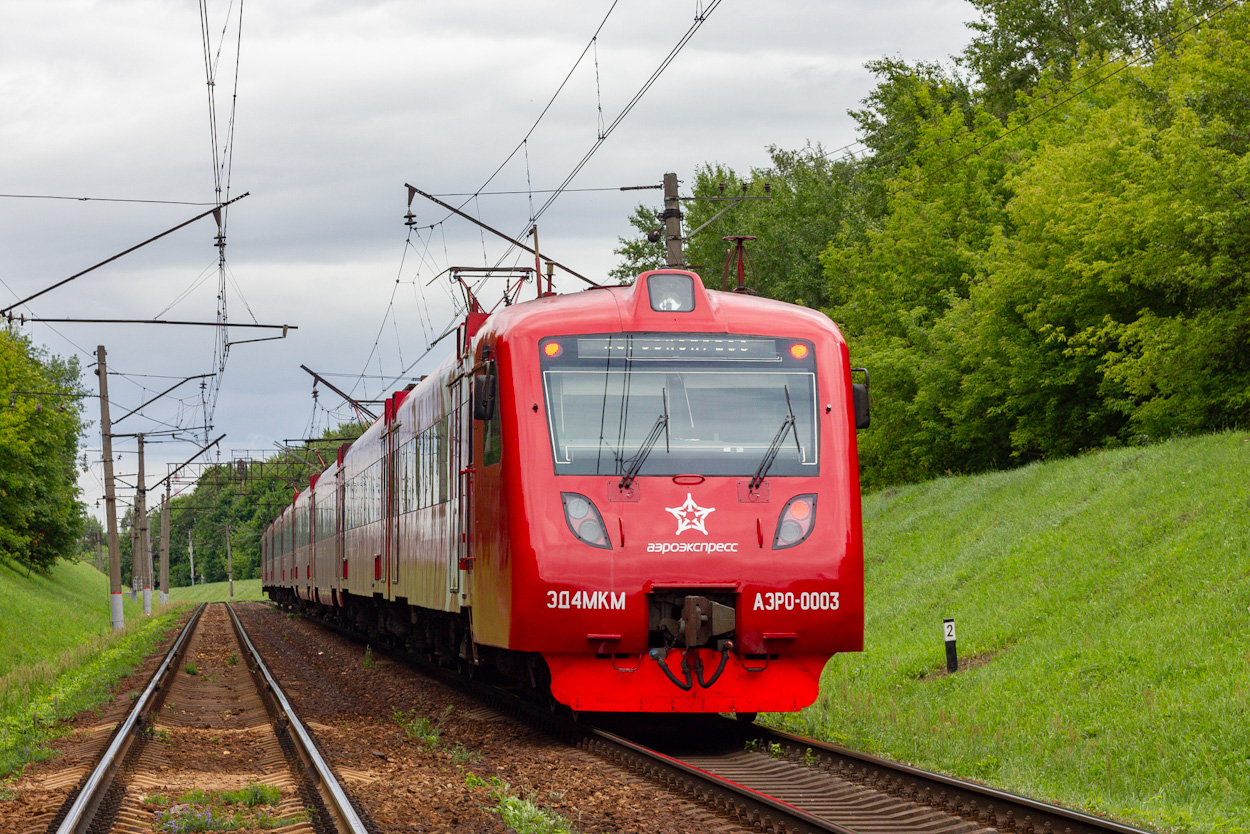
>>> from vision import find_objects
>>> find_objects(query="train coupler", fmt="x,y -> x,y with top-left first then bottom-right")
649,645 -> 733,691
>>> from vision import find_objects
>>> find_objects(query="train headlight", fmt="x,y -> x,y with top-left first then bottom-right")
773,494 -> 817,549
561,492 -> 612,549
647,273 -> 695,312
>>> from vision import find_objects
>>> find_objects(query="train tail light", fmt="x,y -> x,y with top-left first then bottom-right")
773,494 -> 817,549
561,493 -> 612,549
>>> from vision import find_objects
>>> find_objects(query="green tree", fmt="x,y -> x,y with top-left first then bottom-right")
850,58 -> 973,168
679,149 -> 868,310
829,2 -> 1250,486
0,330 -> 86,573
608,204 -> 665,284
970,12 -> 1250,445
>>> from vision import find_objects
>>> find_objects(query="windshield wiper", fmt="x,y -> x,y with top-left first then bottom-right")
619,388 -> 669,490
749,385 -> 802,490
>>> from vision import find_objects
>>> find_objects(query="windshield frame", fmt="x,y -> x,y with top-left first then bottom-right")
539,333 -> 819,479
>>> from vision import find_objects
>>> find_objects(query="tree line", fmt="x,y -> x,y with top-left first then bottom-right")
118,424 -> 364,589
615,0 -> 1247,489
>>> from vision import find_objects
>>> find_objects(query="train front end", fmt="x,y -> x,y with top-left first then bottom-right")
502,270 -> 864,713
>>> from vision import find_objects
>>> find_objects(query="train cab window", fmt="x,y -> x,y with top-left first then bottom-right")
475,361 -> 503,467
540,334 -> 819,478
483,394 -> 502,467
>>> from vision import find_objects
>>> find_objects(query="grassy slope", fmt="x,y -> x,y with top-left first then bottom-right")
0,560 -> 141,679
0,561 -> 188,780
772,431 -> 1250,834
169,578 -> 264,603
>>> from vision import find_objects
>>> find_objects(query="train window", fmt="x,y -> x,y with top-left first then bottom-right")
367,461 -> 381,526
418,431 -> 430,509
436,417 -> 450,504
483,389 -> 502,467
400,438 -> 416,513
345,475 -> 357,530
316,492 -> 337,542
343,460 -> 382,530
424,429 -> 435,507
541,333 -> 819,478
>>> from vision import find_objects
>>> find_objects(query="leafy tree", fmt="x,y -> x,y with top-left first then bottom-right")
608,204 -> 665,284
975,12 -> 1250,444
850,58 -> 973,168
964,0 -> 1162,112
608,1 -> 1250,491
0,330 -> 85,573
672,149 -> 867,310
825,2 -> 1250,487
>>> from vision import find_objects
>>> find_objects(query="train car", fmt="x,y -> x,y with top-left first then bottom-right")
263,269 -> 866,714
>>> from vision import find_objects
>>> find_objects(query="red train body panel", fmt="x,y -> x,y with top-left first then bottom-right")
263,270 -> 864,713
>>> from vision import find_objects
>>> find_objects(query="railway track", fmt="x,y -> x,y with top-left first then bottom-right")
580,715 -> 1157,834
277,603 -> 1155,834
36,603 -> 368,834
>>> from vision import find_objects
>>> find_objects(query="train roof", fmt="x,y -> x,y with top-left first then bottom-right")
478,269 -> 845,345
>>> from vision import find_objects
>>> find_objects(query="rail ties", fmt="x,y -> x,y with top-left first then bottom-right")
43,603 -> 369,834
583,718 -> 1157,834
740,726 -> 1157,834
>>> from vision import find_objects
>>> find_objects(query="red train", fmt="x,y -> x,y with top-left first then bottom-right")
263,269 -> 866,714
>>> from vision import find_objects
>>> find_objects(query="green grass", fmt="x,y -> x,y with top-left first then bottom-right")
168,578 -> 265,603
770,430 -> 1250,834
393,705 -> 454,749
465,774 -> 580,834
0,560 -> 140,679
145,783 -> 299,832
0,559 -> 189,780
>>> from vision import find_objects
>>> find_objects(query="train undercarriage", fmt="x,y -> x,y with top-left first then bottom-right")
267,588 -> 556,707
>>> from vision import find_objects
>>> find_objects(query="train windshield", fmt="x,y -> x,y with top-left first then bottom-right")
540,334 -> 818,478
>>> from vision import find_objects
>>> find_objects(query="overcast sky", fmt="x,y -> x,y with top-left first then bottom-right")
0,0 -> 975,520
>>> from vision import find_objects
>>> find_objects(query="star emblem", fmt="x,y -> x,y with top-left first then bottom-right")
666,493 -> 715,536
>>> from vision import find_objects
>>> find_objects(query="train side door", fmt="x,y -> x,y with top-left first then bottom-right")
309,492 -> 316,590
449,326 -> 472,597
335,456 -> 346,602
384,402 -> 399,598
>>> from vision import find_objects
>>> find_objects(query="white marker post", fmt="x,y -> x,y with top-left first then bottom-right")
943,617 -> 958,673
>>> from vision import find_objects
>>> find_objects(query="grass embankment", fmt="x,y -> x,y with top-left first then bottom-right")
0,561 -> 188,782
169,577 -> 265,603
773,431 -> 1250,833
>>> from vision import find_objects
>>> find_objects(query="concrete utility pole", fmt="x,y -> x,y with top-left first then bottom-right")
136,434 -> 151,615
226,524 -> 234,602
129,524 -> 139,601
96,346 -> 125,631
188,532 -> 195,585
159,486 -> 170,606
662,172 -> 684,268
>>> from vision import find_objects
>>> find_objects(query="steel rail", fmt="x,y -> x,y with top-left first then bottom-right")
53,604 -> 205,834
582,727 -> 856,834
747,724 -> 1155,834
225,604 -> 370,834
